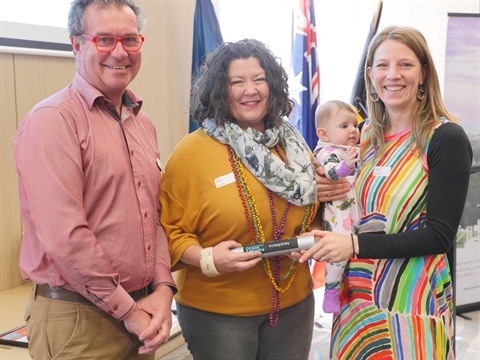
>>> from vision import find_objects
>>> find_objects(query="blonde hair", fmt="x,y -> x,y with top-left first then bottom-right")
364,25 -> 457,159
315,100 -> 357,129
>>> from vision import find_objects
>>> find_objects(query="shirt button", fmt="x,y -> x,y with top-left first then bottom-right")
147,245 -> 151,251
113,305 -> 118,311
138,181 -> 141,187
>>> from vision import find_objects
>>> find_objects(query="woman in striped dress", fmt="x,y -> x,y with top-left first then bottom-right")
297,26 -> 472,359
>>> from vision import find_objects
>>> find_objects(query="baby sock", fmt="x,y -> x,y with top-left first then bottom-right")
323,289 -> 340,314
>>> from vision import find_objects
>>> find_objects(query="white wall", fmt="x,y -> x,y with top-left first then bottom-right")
217,0 -> 480,104
3,0 -> 478,104
373,0 -> 479,98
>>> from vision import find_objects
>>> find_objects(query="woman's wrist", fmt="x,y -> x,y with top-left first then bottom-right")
199,247 -> 220,277
351,234 -> 358,258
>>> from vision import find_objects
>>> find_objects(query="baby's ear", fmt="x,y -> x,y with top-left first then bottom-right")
316,127 -> 329,142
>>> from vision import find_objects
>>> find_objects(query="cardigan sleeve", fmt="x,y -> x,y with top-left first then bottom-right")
357,122 -> 472,259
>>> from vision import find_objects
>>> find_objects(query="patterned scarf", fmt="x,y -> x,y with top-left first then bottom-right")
203,119 -> 316,206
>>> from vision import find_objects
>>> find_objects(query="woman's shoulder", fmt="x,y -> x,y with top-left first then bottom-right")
427,118 -> 472,156
166,129 -> 226,169
171,129 -> 222,153
431,118 -> 468,141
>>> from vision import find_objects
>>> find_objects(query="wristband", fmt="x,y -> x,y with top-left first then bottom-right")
199,247 -> 220,277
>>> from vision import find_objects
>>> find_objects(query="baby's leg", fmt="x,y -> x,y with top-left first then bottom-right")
323,261 -> 348,314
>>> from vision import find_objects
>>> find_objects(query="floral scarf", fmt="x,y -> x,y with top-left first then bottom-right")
203,118 -> 316,207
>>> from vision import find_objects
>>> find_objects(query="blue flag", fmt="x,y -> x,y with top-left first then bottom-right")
290,0 -> 320,151
190,0 -> 223,132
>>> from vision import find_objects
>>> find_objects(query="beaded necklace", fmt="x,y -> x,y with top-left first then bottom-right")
227,145 -> 316,327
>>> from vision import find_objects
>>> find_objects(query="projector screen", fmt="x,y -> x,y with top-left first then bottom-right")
0,1 -> 73,57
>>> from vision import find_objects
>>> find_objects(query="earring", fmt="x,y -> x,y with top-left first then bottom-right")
417,85 -> 425,101
370,91 -> 379,102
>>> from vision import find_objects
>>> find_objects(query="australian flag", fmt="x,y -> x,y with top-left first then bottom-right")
290,0 -> 320,151
189,0 -> 223,132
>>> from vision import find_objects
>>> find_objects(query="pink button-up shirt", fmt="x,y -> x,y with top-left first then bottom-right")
14,73 -> 175,320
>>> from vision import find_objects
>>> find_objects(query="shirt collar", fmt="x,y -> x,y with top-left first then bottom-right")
72,72 -> 143,115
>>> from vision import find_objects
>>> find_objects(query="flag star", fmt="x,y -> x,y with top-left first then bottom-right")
288,70 -> 307,106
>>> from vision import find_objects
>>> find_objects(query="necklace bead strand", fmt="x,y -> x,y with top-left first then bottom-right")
227,145 -> 314,327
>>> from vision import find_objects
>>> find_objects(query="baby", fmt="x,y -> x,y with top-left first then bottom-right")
314,100 -> 360,314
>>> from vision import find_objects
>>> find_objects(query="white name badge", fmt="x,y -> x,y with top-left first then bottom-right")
373,166 -> 392,177
214,172 -> 236,188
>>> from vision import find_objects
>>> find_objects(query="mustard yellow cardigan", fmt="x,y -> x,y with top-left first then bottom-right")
160,129 -> 317,316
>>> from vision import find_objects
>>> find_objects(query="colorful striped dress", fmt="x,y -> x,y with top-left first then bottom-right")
329,119 -> 471,360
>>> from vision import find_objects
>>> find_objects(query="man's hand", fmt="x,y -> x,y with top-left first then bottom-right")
316,167 -> 350,202
123,305 -> 152,342
136,285 -> 174,354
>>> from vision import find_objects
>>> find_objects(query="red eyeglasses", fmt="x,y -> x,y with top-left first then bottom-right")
81,34 -> 145,52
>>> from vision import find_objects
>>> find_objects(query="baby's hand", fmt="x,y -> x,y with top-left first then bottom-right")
345,146 -> 359,169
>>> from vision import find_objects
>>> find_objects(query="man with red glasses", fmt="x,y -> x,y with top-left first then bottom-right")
13,1 -> 175,359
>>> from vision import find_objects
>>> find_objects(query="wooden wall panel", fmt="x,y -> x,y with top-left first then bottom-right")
0,53 -> 23,291
132,0 -> 194,161
0,54 -> 75,292
14,54 -> 76,122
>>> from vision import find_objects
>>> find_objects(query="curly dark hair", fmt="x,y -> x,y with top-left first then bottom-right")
190,38 -> 293,129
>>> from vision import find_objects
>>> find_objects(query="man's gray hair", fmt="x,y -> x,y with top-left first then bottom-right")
68,0 -> 146,36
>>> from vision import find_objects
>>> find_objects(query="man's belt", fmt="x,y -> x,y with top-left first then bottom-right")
36,284 -> 148,303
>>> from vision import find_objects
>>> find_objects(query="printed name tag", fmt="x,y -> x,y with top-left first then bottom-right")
373,166 -> 391,177
214,173 -> 236,188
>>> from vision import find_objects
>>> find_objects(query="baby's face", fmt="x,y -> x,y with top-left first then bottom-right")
322,109 -> 359,146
